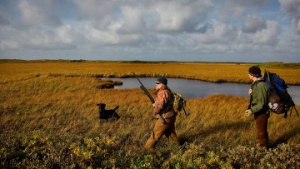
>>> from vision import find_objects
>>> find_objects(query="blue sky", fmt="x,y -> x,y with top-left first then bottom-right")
0,0 -> 300,62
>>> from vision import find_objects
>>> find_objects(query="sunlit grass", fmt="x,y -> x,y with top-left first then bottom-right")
1,60 -> 299,84
0,60 -> 299,168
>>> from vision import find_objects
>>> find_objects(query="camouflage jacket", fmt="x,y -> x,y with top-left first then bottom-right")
153,86 -> 175,119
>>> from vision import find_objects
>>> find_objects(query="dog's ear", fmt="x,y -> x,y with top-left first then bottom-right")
96,103 -> 106,107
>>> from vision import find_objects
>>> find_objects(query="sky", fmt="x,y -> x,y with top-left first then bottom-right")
0,0 -> 300,62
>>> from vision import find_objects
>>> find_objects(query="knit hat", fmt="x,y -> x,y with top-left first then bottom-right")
156,76 -> 168,85
248,66 -> 261,77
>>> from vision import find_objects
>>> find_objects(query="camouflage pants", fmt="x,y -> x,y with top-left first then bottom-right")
254,112 -> 269,148
145,115 -> 180,149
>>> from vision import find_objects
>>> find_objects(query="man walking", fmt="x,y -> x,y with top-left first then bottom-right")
245,66 -> 270,148
145,76 -> 180,149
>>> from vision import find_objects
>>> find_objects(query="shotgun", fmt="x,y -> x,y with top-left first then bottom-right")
135,75 -> 165,124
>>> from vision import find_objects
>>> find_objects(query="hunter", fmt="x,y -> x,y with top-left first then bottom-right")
145,76 -> 180,149
245,66 -> 270,148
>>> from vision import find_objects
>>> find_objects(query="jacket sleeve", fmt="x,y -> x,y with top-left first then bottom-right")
153,90 -> 170,115
251,82 -> 269,113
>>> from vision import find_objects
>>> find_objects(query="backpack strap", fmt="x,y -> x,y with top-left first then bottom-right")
289,105 -> 299,117
264,69 -> 276,90
160,88 -> 173,114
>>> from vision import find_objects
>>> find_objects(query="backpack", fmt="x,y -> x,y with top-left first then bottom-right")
171,91 -> 187,114
264,70 -> 299,118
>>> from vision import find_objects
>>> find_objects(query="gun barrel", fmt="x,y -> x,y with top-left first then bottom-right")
140,86 -> 155,103
135,75 -> 165,124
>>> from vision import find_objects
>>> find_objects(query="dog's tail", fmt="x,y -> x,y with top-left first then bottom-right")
113,106 -> 119,111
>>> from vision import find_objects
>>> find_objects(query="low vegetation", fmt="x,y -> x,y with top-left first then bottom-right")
0,60 -> 299,168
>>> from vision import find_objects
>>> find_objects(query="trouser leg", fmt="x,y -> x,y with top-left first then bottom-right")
145,119 -> 166,149
254,112 -> 269,148
165,117 -> 180,145
145,116 -> 180,149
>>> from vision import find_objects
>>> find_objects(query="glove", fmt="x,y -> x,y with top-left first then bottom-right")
245,109 -> 253,117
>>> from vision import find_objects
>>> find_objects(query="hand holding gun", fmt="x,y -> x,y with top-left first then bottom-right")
135,74 -> 165,124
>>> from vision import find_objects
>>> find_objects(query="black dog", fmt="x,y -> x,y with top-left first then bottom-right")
96,103 -> 120,121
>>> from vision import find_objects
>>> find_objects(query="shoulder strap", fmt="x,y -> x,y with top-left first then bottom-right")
160,88 -> 173,113
264,69 -> 275,90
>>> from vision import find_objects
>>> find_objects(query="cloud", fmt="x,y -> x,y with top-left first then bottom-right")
0,0 -> 299,62
242,16 -> 267,33
191,20 -> 237,45
18,0 -> 62,28
241,20 -> 280,46
153,0 -> 213,32
279,0 -> 300,34
0,10 -> 10,26
74,0 -> 213,33
216,0 -> 270,20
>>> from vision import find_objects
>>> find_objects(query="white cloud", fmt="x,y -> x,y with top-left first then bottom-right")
216,0 -> 270,20
154,0 -> 213,32
191,20 -> 237,44
118,5 -> 145,33
18,0 -> 61,27
238,20 -> 280,47
242,16 -> 267,33
74,0 -> 213,33
0,0 -> 299,62
279,0 -> 300,34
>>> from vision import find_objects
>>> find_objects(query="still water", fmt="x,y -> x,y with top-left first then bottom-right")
106,77 -> 300,105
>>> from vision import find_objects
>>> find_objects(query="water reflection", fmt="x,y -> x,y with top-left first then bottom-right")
105,77 -> 300,105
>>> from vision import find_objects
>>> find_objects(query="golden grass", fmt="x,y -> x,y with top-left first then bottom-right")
0,60 -> 300,168
1,60 -> 299,84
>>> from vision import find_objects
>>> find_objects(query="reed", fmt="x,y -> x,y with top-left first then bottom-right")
1,60 -> 299,84
1,60 -> 299,168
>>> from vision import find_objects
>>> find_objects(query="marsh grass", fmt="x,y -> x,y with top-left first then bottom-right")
1,60 -> 299,84
1,60 -> 300,168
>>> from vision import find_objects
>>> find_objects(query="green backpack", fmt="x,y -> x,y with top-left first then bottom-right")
172,91 -> 186,113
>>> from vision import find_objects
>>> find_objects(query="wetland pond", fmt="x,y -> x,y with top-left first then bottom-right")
105,77 -> 300,105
